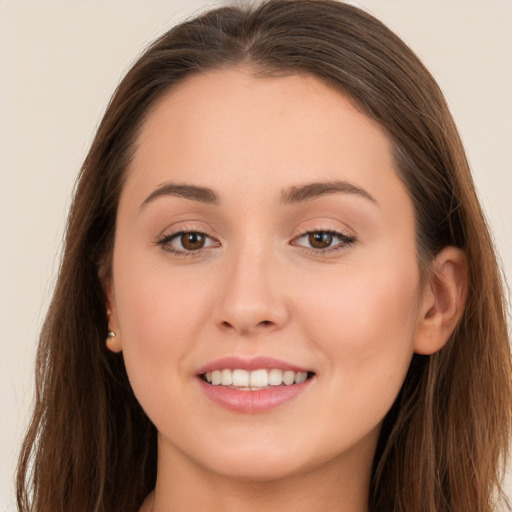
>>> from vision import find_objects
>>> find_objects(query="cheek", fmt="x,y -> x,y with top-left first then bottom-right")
298,258 -> 420,411
111,249 -> 214,396
116,276 -> 199,349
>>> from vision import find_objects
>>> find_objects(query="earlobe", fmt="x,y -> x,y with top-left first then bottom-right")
105,327 -> 122,353
103,277 -> 123,353
414,247 -> 468,355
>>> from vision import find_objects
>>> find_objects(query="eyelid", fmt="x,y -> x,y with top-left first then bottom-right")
155,221 -> 356,258
290,224 -> 356,255
156,223 -> 221,257
292,220 -> 355,238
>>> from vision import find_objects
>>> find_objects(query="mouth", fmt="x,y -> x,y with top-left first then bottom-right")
196,356 -> 316,412
200,368 -> 316,391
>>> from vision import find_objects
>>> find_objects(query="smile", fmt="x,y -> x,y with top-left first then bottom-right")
197,358 -> 316,413
201,368 -> 313,390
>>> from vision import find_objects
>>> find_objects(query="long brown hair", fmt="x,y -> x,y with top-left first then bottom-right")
17,1 -> 511,511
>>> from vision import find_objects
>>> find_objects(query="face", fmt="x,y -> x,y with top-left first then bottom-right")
108,69 -> 428,482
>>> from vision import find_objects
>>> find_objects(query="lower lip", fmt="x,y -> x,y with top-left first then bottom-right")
197,377 -> 313,413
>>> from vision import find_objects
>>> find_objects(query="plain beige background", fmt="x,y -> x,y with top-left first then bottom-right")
1,1 -> 511,510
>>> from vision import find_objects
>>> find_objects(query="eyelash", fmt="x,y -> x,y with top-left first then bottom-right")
156,227 -> 356,258
156,230 -> 220,258
290,228 -> 356,255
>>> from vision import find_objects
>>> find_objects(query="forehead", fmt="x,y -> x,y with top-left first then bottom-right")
134,68 -> 389,157
123,68 -> 408,214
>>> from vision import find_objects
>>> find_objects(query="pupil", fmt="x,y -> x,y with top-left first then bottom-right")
309,232 -> 332,249
182,232 -> 205,250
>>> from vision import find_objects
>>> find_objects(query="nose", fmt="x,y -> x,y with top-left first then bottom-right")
213,244 -> 290,337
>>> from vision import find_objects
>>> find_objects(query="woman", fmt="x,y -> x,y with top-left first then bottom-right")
16,1 -> 511,511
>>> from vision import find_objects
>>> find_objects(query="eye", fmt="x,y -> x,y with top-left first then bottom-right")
291,229 -> 355,253
307,232 -> 336,249
157,231 -> 220,255
178,232 -> 207,251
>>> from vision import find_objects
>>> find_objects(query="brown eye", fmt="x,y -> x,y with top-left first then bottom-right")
291,229 -> 356,254
308,232 -> 333,249
181,232 -> 205,250
158,230 -> 219,255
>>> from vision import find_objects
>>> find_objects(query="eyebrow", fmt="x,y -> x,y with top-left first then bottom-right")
280,180 -> 377,205
140,179 -> 376,209
141,183 -> 219,208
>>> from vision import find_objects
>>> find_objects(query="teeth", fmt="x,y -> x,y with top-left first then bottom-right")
211,370 -> 222,385
221,369 -> 232,385
249,369 -> 268,387
204,368 -> 311,388
294,372 -> 308,384
283,370 -> 295,385
232,369 -> 249,387
268,369 -> 283,386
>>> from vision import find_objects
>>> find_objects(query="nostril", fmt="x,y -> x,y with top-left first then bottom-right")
217,318 -> 278,334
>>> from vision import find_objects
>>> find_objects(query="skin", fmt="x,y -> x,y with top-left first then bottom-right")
105,69 -> 467,512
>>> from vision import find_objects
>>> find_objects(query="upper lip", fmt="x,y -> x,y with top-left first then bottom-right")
196,355 -> 313,375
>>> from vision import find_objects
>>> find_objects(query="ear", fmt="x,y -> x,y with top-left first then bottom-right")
103,275 -> 123,353
414,247 -> 468,355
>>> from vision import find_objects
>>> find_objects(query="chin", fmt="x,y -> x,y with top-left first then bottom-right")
185,433 -> 333,483
204,452 -> 310,482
